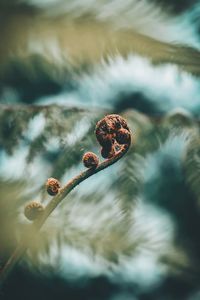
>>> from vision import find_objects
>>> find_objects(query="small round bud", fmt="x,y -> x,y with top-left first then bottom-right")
46,177 -> 61,196
24,201 -> 44,221
82,152 -> 99,168
116,128 -> 131,144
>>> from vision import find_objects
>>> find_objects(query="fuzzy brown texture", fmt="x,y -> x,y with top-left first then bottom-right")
24,202 -> 44,221
101,146 -> 115,159
95,114 -> 131,159
82,152 -> 99,168
46,178 -> 61,196
116,128 -> 131,144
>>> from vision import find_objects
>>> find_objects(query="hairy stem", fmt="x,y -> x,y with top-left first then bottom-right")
0,142 -> 130,284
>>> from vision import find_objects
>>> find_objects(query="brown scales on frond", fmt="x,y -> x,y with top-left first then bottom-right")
46,178 -> 61,196
95,114 -> 131,159
82,152 -> 99,168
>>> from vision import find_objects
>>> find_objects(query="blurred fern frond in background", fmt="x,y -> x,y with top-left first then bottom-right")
1,0 -> 200,299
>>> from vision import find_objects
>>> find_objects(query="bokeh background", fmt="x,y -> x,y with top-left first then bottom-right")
0,1 -> 200,299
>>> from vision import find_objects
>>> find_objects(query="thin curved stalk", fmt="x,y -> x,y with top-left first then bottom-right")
0,141 -> 131,284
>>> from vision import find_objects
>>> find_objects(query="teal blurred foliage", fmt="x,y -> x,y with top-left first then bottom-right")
0,0 -> 200,299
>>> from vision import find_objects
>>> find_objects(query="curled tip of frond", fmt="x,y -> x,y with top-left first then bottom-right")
82,152 -> 99,168
95,114 -> 131,159
46,177 -> 61,196
24,201 -> 44,221
0,114 -> 132,284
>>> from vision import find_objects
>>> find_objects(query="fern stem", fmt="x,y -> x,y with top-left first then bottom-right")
0,142 -> 130,284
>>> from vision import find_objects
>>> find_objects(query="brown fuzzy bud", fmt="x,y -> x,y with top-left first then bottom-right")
116,128 -> 131,144
82,152 -> 99,168
24,201 -> 44,221
46,177 -> 61,196
96,114 -> 131,159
